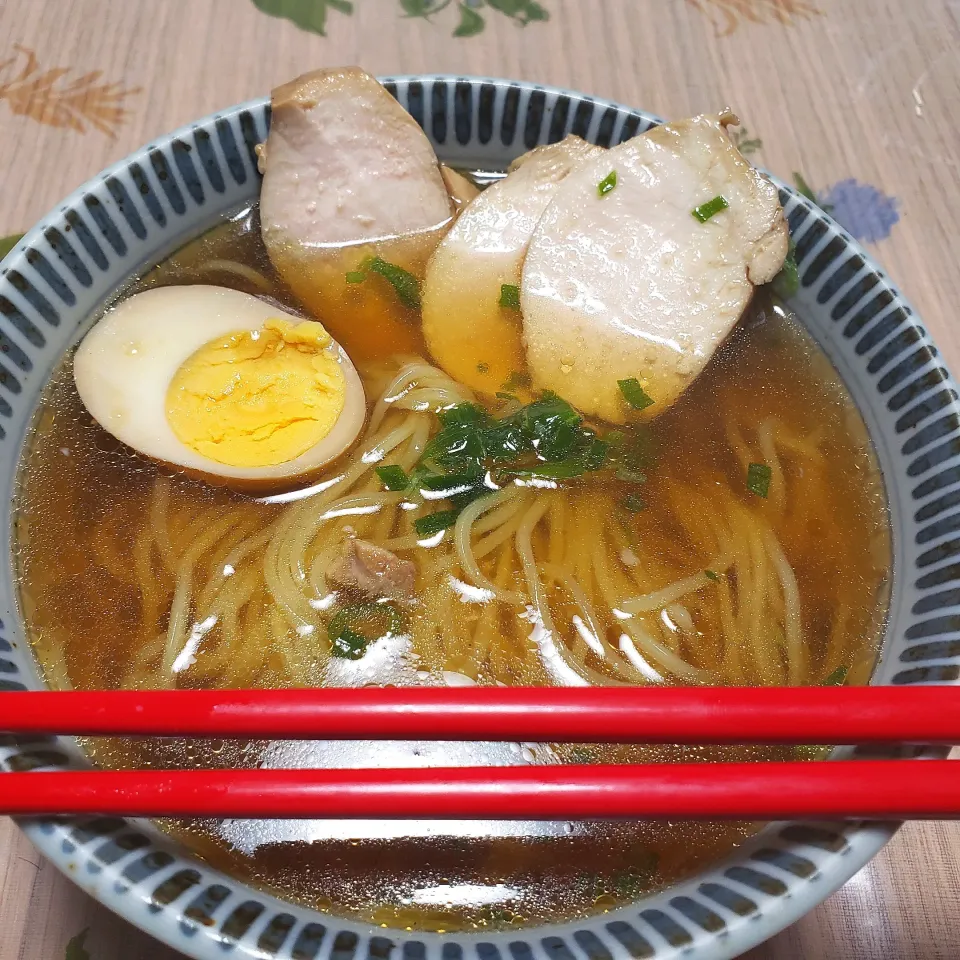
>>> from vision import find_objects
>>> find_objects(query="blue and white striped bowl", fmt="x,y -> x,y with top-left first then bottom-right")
0,77 -> 956,960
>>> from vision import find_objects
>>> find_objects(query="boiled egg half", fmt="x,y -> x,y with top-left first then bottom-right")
74,284 -> 366,490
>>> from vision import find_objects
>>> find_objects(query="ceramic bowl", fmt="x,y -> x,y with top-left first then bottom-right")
0,76 -> 956,960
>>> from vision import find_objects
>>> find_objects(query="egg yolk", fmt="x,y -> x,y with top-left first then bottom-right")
165,318 -> 346,467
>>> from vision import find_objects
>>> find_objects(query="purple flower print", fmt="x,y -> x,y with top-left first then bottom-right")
819,179 -> 900,243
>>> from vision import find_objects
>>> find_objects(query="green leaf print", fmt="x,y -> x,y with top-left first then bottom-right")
249,0 -> 354,36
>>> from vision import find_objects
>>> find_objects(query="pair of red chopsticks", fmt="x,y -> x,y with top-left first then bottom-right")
1,686 -> 958,820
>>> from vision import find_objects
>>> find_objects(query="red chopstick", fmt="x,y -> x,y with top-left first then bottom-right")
1,687 -> 958,743
0,761 -> 957,820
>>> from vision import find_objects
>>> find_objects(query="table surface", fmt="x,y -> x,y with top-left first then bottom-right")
1,1 -> 959,958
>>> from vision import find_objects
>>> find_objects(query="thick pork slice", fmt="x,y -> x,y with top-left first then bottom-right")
259,67 -> 453,359
421,135 -> 601,396
520,113 -> 788,423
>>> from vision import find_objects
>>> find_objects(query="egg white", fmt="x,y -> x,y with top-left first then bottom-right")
73,284 -> 366,489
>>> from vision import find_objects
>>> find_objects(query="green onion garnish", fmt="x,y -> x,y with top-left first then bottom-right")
823,665 -> 848,686
597,170 -> 618,197
328,602 -> 406,660
345,256 -> 421,309
477,362 -> 490,374
330,626 -> 368,660
375,465 -> 409,491
621,493 -> 647,513
772,238 -> 799,299
704,569 -> 721,582
746,462 -> 772,498
692,195 -> 729,223
415,509 -> 460,538
499,283 -> 521,310
618,378 -> 655,411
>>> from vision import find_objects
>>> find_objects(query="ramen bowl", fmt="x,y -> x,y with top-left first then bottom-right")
0,76 -> 956,960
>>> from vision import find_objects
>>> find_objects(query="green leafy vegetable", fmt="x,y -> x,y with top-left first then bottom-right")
415,509 -> 461,538
692,195 -> 729,223
346,256 -> 421,309
621,493 -> 647,512
328,602 -> 406,659
704,569 -> 721,582
0,233 -> 24,261
823,666 -> 848,686
597,170 -> 618,197
772,238 -> 799,299
746,462 -> 772,498
618,377 -> 655,411
376,464 -> 409,491
499,283 -> 521,310
65,929 -> 91,960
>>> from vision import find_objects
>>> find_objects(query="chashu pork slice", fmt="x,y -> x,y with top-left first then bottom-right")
421,135 -> 602,396
259,67 -> 453,360
520,113 -> 788,423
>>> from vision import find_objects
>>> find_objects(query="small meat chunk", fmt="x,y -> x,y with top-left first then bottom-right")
520,113 -> 788,423
328,538 -> 417,600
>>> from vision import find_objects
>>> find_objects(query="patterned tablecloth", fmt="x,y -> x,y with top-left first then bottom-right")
1,1 -> 958,958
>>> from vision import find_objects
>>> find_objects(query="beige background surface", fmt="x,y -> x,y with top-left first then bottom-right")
0,0 -> 958,957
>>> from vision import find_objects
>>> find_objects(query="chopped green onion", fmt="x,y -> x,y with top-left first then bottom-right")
823,665 -> 848,686
509,461 -> 586,480
772,239 -> 799,299
330,626 -> 368,660
368,256 -> 421,309
618,378 -> 655,411
347,256 -> 421,308
597,170 -> 618,197
477,362 -> 490,374
692,195 -> 729,223
746,462 -> 772,498
621,493 -> 647,512
704,569 -> 721,582
438,403 -> 488,428
483,421 -> 534,463
328,602 -> 406,659
415,509 -> 461,538
499,283 -> 521,310
375,465 -> 409,491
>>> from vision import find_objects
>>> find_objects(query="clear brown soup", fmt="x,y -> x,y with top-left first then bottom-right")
13,203 -> 890,931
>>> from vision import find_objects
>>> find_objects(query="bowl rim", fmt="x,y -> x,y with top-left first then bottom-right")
0,74 -> 956,960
